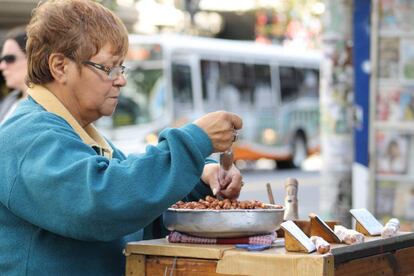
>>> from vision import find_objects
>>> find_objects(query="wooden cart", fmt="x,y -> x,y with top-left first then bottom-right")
124,232 -> 414,276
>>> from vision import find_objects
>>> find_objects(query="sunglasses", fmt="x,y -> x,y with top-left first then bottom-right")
0,54 -> 17,64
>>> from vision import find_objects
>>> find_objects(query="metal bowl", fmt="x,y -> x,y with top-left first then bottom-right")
163,204 -> 285,238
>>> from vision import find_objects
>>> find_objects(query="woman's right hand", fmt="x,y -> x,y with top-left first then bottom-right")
193,111 -> 242,152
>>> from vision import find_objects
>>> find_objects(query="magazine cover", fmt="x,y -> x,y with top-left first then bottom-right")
395,0 -> 414,32
380,0 -> 414,33
378,37 -> 400,79
399,88 -> 414,120
393,184 -> 414,220
400,38 -> 414,83
376,85 -> 402,121
376,132 -> 409,175
379,0 -> 399,33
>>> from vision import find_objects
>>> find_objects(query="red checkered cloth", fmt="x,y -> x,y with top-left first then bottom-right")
167,231 -> 276,245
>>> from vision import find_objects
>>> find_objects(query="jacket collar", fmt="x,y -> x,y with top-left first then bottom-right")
27,85 -> 113,159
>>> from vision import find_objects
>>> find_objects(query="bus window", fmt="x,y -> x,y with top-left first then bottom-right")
201,60 -> 220,112
300,69 -> 319,98
201,60 -> 273,112
201,60 -> 248,113
172,63 -> 193,118
221,62 -> 254,110
253,64 -> 273,108
218,62 -> 241,113
279,66 -> 300,102
280,66 -> 319,102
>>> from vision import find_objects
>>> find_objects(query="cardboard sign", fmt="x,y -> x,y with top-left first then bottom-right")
281,220 -> 316,253
309,213 -> 341,243
350,208 -> 383,236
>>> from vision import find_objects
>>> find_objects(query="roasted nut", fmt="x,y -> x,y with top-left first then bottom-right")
171,196 -> 283,210
205,196 -> 215,203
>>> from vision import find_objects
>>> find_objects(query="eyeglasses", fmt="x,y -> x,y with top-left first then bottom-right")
82,60 -> 128,81
0,54 -> 17,64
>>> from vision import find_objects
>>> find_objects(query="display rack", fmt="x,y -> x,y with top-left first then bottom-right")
370,0 -> 414,228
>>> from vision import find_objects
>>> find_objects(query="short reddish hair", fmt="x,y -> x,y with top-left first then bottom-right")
26,0 -> 129,85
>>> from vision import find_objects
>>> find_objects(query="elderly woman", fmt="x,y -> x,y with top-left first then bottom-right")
0,26 -> 28,124
0,0 -> 243,275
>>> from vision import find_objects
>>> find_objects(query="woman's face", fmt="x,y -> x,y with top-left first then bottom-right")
66,43 -> 126,123
0,39 -> 27,91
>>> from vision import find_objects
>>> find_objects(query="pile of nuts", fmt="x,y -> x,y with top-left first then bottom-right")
171,196 -> 283,210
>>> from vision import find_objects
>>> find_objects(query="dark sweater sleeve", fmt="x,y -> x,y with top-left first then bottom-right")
11,121 -> 213,242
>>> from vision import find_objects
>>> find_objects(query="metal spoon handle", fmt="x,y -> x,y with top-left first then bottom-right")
215,149 -> 234,198
219,149 -> 234,171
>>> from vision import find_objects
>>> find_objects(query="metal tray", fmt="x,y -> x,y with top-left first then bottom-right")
163,204 -> 285,238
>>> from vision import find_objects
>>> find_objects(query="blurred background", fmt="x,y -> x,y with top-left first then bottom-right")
1,0 -> 413,230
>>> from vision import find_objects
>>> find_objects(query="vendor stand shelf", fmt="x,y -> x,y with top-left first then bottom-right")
124,232 -> 414,276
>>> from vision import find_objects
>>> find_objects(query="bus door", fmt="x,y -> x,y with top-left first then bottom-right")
170,55 -> 202,126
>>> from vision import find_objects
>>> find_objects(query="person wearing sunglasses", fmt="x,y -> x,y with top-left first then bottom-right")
0,1 -> 243,275
0,26 -> 28,124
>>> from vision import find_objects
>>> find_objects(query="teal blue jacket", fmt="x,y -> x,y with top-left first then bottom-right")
0,97 -> 214,275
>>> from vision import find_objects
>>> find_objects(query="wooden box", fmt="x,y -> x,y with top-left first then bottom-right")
125,232 -> 414,276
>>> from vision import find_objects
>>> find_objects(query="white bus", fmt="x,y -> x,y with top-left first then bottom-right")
98,34 -> 321,168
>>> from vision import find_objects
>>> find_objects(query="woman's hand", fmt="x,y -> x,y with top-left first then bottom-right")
194,111 -> 242,152
201,163 -> 243,200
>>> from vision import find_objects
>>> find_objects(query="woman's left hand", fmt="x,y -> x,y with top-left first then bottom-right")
201,163 -> 243,199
